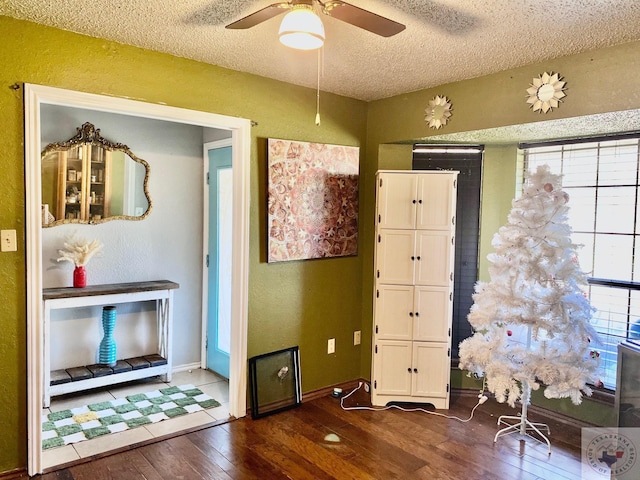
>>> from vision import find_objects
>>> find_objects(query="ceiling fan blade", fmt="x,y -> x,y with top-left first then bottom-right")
226,3 -> 291,30
323,1 -> 405,37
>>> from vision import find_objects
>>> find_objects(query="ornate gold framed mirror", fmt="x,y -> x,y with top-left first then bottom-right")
41,122 -> 152,227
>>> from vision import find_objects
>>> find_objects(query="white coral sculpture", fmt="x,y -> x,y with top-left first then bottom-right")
57,237 -> 103,267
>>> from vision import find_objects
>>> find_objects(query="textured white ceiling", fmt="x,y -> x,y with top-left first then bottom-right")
421,109 -> 640,145
3,0 -> 640,102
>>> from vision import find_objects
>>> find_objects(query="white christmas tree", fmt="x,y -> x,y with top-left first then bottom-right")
459,165 -> 601,414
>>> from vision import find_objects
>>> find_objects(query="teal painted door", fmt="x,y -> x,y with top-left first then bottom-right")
207,146 -> 232,378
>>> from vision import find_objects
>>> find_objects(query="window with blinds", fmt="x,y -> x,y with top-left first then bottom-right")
523,135 -> 640,390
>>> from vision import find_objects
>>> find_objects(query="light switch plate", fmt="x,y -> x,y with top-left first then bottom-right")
1,230 -> 17,252
327,338 -> 335,354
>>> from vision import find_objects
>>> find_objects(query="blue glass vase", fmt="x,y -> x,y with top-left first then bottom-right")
99,306 -> 117,367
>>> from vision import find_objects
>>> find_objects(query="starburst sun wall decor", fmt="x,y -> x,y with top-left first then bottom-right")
526,72 -> 567,113
424,95 -> 452,129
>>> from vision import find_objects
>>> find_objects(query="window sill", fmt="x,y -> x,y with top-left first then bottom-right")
589,386 -> 614,406
452,358 -> 614,406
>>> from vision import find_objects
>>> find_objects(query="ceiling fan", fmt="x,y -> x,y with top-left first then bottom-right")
226,0 -> 405,42
226,0 -> 404,124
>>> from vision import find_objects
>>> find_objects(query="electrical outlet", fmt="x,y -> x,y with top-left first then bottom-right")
1,230 -> 17,252
354,330 -> 361,345
327,338 -> 335,354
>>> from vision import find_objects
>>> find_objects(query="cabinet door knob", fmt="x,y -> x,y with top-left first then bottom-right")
412,199 -> 417,204
413,368 -> 418,373
409,312 -> 414,317
418,199 -> 423,204
415,312 -> 419,317
416,256 -> 421,261
411,256 -> 415,261
407,367 -> 412,373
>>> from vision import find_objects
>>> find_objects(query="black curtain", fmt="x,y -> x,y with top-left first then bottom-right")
412,145 -> 483,358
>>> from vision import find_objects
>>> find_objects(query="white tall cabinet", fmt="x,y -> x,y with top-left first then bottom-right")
372,170 -> 458,409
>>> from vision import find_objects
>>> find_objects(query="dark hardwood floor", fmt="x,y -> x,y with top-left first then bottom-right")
37,387 -> 586,479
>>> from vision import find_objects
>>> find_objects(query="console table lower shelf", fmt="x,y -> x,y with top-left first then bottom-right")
50,354 -> 169,398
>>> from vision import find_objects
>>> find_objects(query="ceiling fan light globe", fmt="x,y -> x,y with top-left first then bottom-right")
279,32 -> 324,50
278,7 -> 325,50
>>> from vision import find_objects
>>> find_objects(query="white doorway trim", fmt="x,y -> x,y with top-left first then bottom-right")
24,84 -> 251,476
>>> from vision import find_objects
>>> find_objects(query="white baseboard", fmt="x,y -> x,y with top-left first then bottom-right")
172,362 -> 203,373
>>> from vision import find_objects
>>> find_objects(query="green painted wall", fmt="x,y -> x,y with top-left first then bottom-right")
477,144 -> 520,280
0,16 -> 367,473
2,14 -> 639,474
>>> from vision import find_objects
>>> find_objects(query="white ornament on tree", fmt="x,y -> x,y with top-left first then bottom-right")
459,164 -> 601,452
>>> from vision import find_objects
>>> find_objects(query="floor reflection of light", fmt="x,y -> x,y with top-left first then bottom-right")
324,433 -> 341,444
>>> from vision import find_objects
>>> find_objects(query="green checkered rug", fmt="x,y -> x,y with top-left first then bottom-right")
42,384 -> 220,450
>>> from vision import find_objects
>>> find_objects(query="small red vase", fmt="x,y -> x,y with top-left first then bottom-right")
73,265 -> 87,288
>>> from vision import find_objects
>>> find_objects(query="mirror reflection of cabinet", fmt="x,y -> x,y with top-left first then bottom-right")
41,122 -> 151,227
47,145 -> 111,222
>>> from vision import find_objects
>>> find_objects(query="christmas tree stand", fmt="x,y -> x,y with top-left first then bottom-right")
494,381 -> 551,454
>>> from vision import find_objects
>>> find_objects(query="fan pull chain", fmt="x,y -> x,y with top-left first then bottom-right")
315,47 -> 322,126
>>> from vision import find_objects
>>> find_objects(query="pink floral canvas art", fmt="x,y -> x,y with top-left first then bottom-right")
267,138 -> 359,262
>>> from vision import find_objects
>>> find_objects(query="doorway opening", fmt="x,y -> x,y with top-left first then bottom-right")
203,140 -> 233,379
25,84 -> 251,476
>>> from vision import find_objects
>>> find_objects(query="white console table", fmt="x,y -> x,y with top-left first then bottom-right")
42,280 -> 179,407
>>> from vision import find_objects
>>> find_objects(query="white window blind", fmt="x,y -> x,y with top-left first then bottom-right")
523,136 -> 640,390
